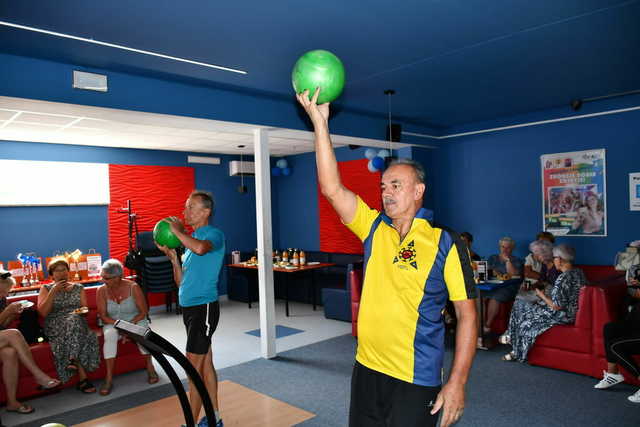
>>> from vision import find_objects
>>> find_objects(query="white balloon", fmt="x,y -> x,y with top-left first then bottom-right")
364,148 -> 377,160
377,149 -> 390,158
367,159 -> 379,172
276,158 -> 288,169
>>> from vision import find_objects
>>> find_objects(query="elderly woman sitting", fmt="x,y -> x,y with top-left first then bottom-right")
482,237 -> 524,332
96,259 -> 158,396
0,270 -> 60,414
518,239 -> 560,302
499,244 -> 585,362
37,258 -> 100,393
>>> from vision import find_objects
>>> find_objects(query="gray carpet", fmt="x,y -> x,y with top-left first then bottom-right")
16,334 -> 639,426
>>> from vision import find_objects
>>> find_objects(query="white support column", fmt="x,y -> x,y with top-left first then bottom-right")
253,128 -> 277,358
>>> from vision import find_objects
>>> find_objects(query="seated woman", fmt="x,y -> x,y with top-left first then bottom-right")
482,237 -> 523,333
592,264 -> 640,403
37,258 -> 100,393
0,270 -> 60,414
519,239 -> 559,302
499,244 -> 585,362
96,259 -> 158,396
523,232 -> 555,282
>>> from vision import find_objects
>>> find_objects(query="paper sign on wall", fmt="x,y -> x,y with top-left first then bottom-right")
541,149 -> 607,237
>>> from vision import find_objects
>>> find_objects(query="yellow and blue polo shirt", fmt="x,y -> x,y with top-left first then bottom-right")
346,196 -> 476,386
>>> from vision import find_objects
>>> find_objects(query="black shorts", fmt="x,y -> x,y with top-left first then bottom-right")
349,361 -> 441,427
182,301 -> 220,355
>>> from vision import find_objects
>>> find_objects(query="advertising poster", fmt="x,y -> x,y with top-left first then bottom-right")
631,173 -> 640,211
541,149 -> 606,237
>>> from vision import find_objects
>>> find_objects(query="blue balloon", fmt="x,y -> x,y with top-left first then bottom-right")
372,156 -> 385,170
377,149 -> 390,158
276,158 -> 288,169
367,159 -> 378,172
282,167 -> 292,176
364,148 -> 377,160
271,167 -> 282,176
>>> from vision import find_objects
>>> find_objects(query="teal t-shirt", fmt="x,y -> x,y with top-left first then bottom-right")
179,225 -> 225,307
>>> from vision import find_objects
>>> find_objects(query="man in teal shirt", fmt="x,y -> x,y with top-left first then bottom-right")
159,190 -> 225,427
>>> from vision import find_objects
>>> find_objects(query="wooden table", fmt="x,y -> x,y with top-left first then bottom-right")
227,263 -> 335,316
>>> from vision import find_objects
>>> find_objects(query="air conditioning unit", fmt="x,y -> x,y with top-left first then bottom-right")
229,160 -> 255,176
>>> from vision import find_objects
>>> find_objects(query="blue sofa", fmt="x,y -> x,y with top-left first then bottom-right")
321,262 -> 363,322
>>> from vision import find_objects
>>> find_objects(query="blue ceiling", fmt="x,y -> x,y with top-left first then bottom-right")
1,0 -> 639,128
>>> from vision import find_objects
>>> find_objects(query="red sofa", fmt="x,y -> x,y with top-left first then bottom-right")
0,285 -> 148,403
488,265 -> 626,335
527,266 -> 640,385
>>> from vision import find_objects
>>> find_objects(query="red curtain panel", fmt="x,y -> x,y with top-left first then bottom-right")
318,158 -> 382,254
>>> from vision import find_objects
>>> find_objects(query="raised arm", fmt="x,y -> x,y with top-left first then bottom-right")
167,217 -> 212,256
37,283 -> 62,317
296,88 -> 357,224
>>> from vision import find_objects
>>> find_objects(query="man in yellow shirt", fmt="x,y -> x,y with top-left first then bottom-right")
296,89 -> 477,427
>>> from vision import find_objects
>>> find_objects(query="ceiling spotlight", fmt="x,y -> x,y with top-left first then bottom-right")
570,88 -> 640,111
570,99 -> 583,111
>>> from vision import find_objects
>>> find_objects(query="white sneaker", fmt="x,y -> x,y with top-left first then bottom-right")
594,370 -> 624,389
628,389 -> 640,403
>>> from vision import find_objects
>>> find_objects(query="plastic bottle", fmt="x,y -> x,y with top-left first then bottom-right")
299,250 -> 306,266
282,250 -> 289,264
292,250 -> 299,266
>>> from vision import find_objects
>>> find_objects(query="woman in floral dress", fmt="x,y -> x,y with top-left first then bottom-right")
500,244 -> 585,362
37,258 -> 100,392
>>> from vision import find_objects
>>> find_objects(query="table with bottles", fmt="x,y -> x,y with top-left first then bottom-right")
228,248 -> 335,316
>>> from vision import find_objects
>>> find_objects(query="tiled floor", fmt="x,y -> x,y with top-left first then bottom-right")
6,298 -> 351,426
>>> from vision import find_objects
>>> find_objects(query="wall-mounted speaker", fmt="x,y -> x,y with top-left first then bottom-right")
386,124 -> 401,142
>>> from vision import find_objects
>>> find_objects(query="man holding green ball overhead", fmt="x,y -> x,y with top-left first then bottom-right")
296,88 -> 477,427
157,190 -> 225,427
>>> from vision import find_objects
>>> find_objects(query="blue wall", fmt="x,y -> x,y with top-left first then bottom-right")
0,141 -> 261,294
427,97 -> 640,265
0,53 -> 437,291
3,52 -> 638,271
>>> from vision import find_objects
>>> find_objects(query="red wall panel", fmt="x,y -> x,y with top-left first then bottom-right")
109,165 -> 194,307
108,164 -> 195,263
319,158 -> 382,254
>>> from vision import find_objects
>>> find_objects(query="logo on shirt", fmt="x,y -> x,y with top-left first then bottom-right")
393,240 -> 418,270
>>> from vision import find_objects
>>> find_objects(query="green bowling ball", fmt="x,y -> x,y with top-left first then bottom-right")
292,49 -> 345,104
153,218 -> 181,249
41,424 -> 67,427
